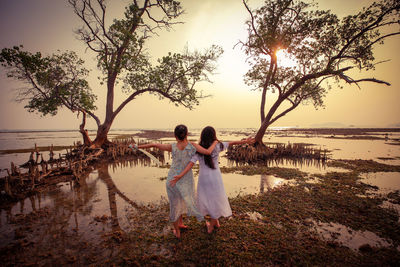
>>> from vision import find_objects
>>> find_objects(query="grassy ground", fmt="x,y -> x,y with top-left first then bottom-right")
101,160 -> 400,266
1,159 -> 399,266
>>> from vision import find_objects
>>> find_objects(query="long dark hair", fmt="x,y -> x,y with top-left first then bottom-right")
198,126 -> 223,169
174,124 -> 188,141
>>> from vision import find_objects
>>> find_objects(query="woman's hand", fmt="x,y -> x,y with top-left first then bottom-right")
170,175 -> 181,187
246,137 -> 256,144
128,143 -> 138,150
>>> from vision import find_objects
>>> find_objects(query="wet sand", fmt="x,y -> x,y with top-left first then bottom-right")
0,128 -> 399,265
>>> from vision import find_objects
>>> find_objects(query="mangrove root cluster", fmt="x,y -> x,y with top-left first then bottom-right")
0,139 -> 164,203
227,142 -> 329,164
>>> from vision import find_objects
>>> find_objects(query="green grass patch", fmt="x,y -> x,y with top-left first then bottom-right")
103,169 -> 400,266
327,159 -> 400,173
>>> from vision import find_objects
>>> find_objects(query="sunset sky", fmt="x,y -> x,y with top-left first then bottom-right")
0,0 -> 399,131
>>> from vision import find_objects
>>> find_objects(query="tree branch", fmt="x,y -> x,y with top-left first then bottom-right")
243,0 -> 270,55
330,5 -> 398,65
269,98 -> 301,126
68,0 -> 108,51
338,74 -> 391,87
366,32 -> 400,50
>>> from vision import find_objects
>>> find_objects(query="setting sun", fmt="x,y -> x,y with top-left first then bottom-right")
276,49 -> 297,68
0,0 -> 400,265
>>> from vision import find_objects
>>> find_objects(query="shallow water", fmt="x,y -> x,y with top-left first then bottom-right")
2,128 -> 399,172
0,129 -> 142,171
310,219 -> 397,251
1,128 -> 400,252
361,172 -> 400,194
0,160 -> 288,248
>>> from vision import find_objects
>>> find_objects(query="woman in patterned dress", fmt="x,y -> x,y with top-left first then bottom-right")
172,126 -> 254,233
137,125 -> 217,238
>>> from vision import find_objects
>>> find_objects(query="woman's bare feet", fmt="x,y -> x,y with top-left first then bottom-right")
215,219 -> 220,228
206,221 -> 214,234
177,216 -> 188,229
173,220 -> 182,238
172,228 -> 181,238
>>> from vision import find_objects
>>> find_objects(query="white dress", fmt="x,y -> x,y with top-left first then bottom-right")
190,142 -> 232,219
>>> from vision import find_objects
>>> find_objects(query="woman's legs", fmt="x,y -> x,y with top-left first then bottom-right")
172,216 -> 182,238
206,218 -> 219,233
178,215 -> 188,229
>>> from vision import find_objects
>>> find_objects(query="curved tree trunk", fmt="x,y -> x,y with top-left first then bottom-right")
254,121 -> 269,144
91,122 -> 113,148
89,72 -> 117,148
255,94 -> 286,144
79,111 -> 92,146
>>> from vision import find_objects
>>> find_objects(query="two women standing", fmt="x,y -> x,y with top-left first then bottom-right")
137,125 -> 254,238
173,126 -> 254,233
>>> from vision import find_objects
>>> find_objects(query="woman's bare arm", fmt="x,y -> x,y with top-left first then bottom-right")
137,143 -> 172,152
170,162 -> 195,187
227,137 -> 255,147
191,140 -> 218,155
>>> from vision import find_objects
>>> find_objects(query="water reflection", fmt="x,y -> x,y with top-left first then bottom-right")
98,165 -> 122,231
310,219 -> 395,251
1,152 -> 398,251
361,172 -> 400,194
268,157 -> 326,169
226,157 -> 347,175
259,174 -> 292,193
0,160 -> 144,247
96,164 -> 144,231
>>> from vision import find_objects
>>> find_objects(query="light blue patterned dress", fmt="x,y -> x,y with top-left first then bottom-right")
166,143 -> 204,222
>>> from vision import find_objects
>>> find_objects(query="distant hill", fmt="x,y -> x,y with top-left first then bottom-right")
388,122 -> 400,128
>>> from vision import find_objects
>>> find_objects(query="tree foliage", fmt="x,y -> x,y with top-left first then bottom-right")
1,0 -> 223,147
122,45 -> 223,109
0,46 -> 97,116
240,0 -> 400,142
68,0 -> 222,128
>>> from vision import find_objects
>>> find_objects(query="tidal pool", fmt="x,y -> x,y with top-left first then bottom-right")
1,128 -> 399,255
310,220 -> 397,251
361,172 -> 400,193
0,159 -> 290,248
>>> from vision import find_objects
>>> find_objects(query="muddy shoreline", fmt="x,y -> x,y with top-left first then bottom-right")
0,129 -> 399,266
2,159 -> 399,266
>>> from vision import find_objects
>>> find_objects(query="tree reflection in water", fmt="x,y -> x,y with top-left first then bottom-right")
228,157 -> 327,194
0,157 -> 154,249
97,164 -> 143,232
259,174 -> 288,193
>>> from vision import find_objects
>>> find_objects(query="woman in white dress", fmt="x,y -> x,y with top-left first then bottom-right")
136,125 -> 218,238
171,126 -> 254,233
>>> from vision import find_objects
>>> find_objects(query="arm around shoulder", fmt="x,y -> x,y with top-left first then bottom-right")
191,140 -> 218,155
227,137 -> 255,147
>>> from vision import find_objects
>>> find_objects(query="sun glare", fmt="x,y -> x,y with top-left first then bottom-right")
275,49 -> 297,68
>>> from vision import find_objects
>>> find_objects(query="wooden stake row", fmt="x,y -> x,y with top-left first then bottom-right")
1,140 -> 165,200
